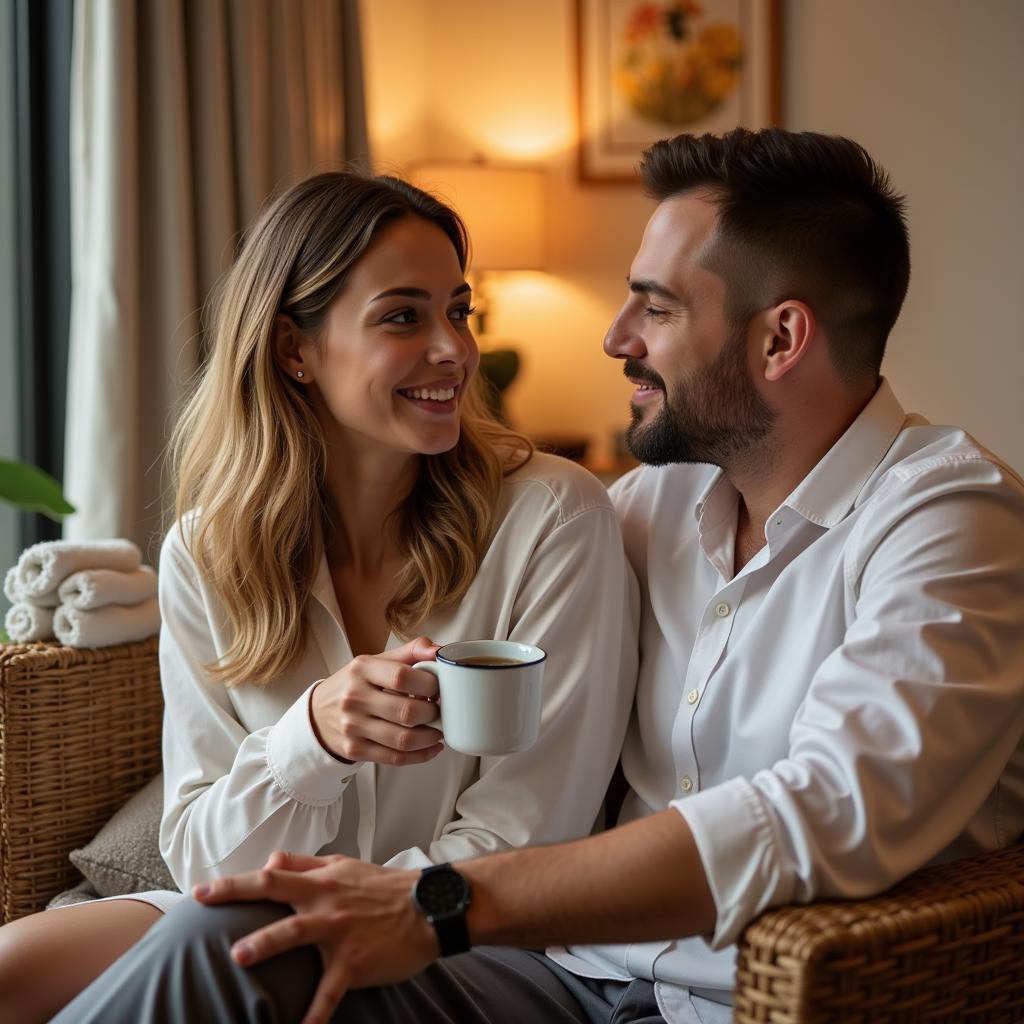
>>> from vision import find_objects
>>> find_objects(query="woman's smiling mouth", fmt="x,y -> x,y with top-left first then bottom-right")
397,380 -> 461,413
399,385 -> 456,401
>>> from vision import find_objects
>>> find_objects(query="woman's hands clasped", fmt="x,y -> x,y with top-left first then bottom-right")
310,636 -> 445,766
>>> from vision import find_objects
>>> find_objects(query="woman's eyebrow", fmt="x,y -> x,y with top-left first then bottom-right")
369,283 -> 472,302
369,287 -> 431,302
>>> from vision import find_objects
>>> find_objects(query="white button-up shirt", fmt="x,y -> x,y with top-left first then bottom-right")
551,381 -> 1024,1016
156,452 -> 638,895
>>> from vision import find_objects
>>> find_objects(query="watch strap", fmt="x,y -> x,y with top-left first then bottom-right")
433,907 -> 471,957
414,863 -> 472,958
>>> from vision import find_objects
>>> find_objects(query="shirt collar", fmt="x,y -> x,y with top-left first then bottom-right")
307,547 -> 359,670
692,469 -> 727,524
691,378 -> 906,530
310,549 -> 344,626
782,377 -> 906,528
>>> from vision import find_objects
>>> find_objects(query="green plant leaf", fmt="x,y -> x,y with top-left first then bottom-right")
0,459 -> 76,521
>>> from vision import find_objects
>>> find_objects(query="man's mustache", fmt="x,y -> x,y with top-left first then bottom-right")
623,359 -> 666,392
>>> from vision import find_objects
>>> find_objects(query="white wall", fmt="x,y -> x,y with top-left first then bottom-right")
785,0 -> 1024,470
362,0 -> 1024,471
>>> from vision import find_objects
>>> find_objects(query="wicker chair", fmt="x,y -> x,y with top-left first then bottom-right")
0,638 -> 162,922
2,639 -> 1023,1021
734,843 -> 1024,1023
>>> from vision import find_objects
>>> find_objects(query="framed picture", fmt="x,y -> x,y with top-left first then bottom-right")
575,0 -> 781,183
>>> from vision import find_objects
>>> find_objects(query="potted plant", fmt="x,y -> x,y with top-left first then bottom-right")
0,459 -> 74,640
0,460 -> 75,521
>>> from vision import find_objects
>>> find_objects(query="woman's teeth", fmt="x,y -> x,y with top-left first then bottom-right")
402,386 -> 456,401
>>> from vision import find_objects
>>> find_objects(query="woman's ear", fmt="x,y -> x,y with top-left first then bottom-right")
762,300 -> 815,382
272,314 -> 312,383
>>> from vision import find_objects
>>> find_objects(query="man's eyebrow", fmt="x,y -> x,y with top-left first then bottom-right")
628,278 -> 683,304
369,284 -> 472,302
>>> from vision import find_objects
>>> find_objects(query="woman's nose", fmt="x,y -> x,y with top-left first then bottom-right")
429,319 -> 474,365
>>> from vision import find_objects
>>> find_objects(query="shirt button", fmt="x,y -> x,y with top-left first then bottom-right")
715,601 -> 731,618
686,688 -> 699,705
680,776 -> 694,792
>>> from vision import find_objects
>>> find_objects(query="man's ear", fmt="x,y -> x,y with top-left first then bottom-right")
272,314 -> 313,382
762,300 -> 815,382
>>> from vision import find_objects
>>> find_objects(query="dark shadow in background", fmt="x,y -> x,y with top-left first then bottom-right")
13,0 -> 72,548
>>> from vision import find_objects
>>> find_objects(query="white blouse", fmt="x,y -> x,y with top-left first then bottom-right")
156,451 -> 639,894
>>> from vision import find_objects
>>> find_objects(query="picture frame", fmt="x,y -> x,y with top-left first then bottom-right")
575,0 -> 781,183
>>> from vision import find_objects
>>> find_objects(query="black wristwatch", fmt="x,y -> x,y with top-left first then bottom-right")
411,863 -> 472,957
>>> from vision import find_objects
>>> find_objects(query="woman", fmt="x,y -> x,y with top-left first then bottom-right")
0,172 -> 637,1022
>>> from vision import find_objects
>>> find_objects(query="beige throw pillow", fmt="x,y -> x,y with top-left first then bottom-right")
67,773 -> 178,896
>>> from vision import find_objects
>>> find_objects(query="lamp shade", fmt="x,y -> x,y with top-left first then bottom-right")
411,161 -> 545,271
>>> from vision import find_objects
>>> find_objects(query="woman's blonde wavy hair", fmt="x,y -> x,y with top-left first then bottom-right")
171,171 -> 531,687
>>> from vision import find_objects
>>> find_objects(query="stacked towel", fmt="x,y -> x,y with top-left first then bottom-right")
3,540 -> 160,647
5,566 -> 59,607
53,599 -> 161,647
58,565 -> 157,610
11,539 -> 142,604
3,602 -> 55,643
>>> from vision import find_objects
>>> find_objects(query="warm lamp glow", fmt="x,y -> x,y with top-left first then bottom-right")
472,121 -> 569,162
412,161 -> 546,271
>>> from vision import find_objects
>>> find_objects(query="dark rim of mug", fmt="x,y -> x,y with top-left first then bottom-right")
437,642 -> 547,669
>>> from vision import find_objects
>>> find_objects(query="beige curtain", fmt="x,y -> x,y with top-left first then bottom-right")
64,0 -> 369,557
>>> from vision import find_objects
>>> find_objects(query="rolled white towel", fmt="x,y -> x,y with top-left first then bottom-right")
4,602 -> 56,643
14,540 -> 142,604
53,598 -> 160,648
4,565 -> 60,608
58,565 -> 157,610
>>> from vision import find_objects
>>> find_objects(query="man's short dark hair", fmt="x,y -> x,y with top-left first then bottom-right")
639,128 -> 911,383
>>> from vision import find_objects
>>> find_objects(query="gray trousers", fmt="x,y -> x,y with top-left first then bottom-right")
52,899 -> 723,1024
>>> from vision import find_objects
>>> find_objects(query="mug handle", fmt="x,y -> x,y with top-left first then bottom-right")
412,660 -> 443,727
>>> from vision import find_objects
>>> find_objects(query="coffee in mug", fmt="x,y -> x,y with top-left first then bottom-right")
413,640 -> 546,756
453,656 -> 524,666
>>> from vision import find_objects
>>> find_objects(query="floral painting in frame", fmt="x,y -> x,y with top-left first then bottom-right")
576,0 -> 780,182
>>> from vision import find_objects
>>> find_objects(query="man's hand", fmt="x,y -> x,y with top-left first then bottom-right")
192,812 -> 716,1024
193,852 -> 436,1024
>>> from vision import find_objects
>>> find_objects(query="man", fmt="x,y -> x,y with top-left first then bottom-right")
56,128 -> 1024,1024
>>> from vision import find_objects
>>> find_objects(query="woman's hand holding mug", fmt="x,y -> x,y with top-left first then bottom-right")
310,636 -> 445,766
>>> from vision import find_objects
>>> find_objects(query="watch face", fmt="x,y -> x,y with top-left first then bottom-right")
417,867 -> 469,916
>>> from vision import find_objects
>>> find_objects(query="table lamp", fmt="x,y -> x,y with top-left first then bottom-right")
411,158 -> 546,337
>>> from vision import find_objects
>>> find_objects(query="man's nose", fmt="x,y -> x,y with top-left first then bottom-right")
604,306 -> 645,360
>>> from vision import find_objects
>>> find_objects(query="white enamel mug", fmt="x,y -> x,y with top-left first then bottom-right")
413,640 -> 546,756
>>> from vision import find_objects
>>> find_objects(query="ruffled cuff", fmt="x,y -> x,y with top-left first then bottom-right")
266,681 -> 360,805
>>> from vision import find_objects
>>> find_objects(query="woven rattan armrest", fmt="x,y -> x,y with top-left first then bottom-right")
734,840 -> 1024,1023
0,638 -> 162,924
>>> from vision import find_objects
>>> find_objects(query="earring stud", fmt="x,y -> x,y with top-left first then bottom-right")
296,371 -> 304,379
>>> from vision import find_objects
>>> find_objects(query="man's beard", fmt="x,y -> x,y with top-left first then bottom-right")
625,325 -> 777,468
